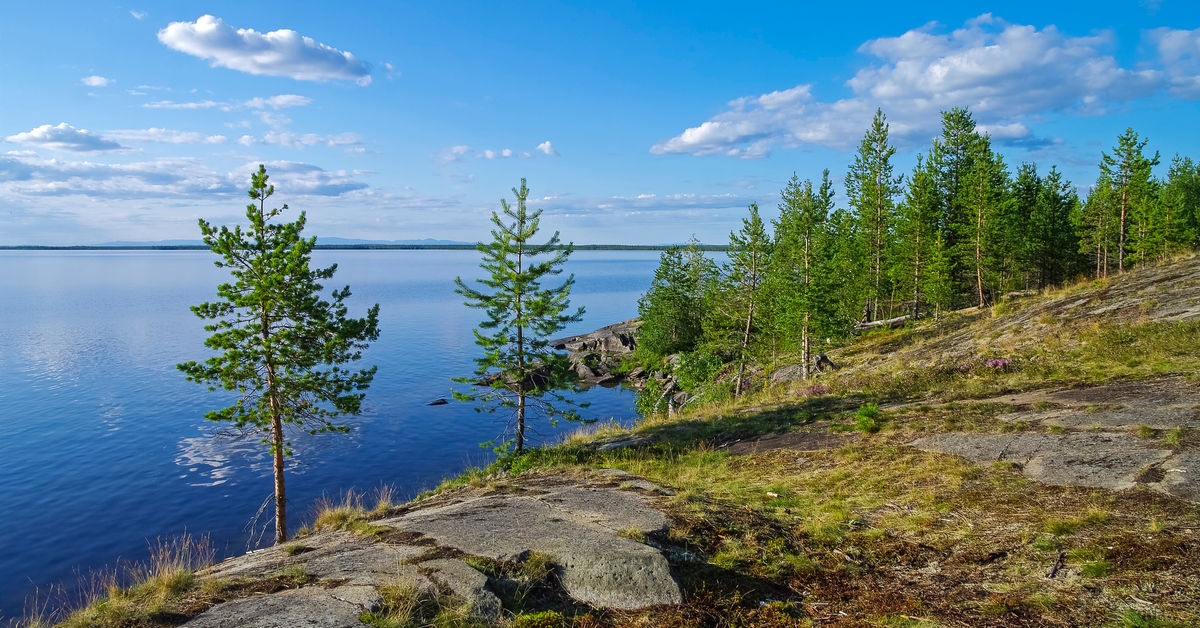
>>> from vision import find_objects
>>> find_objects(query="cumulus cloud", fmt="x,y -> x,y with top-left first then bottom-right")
105,128 -> 228,144
144,99 -> 226,110
237,130 -> 362,149
0,152 -> 368,199
652,14 -> 1166,156
81,75 -> 112,87
158,15 -> 371,84
439,145 -> 470,163
0,152 -> 231,197
536,140 -> 559,156
143,94 -> 312,112
245,94 -> 312,109
1147,27 -> 1200,98
5,123 -> 124,152
241,161 -> 367,196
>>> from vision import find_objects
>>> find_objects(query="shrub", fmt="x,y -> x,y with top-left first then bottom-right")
856,403 -> 881,433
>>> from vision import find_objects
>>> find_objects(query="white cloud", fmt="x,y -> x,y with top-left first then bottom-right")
536,140 -> 559,156
158,15 -> 371,84
0,152 -> 231,197
105,128 -> 228,145
1148,27 -> 1200,98
129,10 -> 146,20
439,145 -> 470,163
5,123 -> 124,152
143,95 -> 312,112
81,75 -> 112,87
238,130 -> 362,149
245,94 -> 312,109
653,14 -> 1166,156
238,161 -> 366,196
144,99 -> 226,110
0,152 -> 367,199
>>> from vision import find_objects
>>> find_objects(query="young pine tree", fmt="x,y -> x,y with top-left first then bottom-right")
845,108 -> 902,321
636,242 -> 711,362
1100,128 -> 1160,272
957,134 -> 1009,308
892,151 -> 941,318
717,203 -> 771,396
454,179 -> 584,453
179,165 -> 380,544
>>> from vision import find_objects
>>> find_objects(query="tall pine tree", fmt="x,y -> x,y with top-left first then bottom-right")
845,109 -> 902,321
179,165 -> 380,544
454,179 -> 584,452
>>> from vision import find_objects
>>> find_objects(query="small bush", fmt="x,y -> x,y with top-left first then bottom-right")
856,403 -> 881,433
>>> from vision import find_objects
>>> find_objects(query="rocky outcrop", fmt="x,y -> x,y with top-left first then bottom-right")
911,432 -> 1196,502
550,318 -> 643,388
550,318 -> 640,355
185,472 -> 684,626
377,474 -> 681,610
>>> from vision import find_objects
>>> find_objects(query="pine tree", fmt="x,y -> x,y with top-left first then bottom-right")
454,179 -> 584,453
1009,163 -> 1042,290
1162,156 -> 1200,251
934,107 -> 981,304
636,241 -> 711,361
722,203 -> 771,396
957,134 -> 1009,308
1100,128 -> 1160,272
1032,167 -> 1082,287
892,150 -> 941,317
923,232 -> 956,319
769,171 -> 831,376
1076,174 -> 1120,278
178,165 -> 380,544
845,109 -> 901,321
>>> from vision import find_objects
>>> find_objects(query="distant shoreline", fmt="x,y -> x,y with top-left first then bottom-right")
0,244 -> 729,251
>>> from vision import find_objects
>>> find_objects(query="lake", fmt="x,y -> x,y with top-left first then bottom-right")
0,249 -> 658,619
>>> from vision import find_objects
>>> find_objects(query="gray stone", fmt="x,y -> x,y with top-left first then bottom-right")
378,481 -> 681,609
419,559 -> 503,621
911,432 -> 1176,492
1160,451 -> 1200,502
184,586 -> 370,628
202,531 -> 430,590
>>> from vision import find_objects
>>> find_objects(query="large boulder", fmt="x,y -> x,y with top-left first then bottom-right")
377,476 -> 681,610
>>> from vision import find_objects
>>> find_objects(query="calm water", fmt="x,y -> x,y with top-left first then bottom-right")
0,249 -> 656,618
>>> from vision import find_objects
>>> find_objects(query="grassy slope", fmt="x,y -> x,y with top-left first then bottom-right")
446,255 -> 1200,627
33,256 -> 1200,627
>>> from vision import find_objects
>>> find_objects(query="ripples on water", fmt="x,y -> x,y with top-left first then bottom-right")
0,249 -> 655,618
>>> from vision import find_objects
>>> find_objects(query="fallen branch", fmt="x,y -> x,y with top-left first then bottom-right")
854,314 -> 911,332
1047,551 -> 1066,578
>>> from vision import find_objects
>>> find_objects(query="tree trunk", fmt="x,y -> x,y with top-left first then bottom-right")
735,296 -> 754,396
976,180 -> 985,308
801,313 -> 810,381
1118,187 -> 1127,273
263,330 -> 286,544
515,241 -> 525,451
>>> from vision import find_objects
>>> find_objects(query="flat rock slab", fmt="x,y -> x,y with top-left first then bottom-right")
202,531 -> 430,590
985,377 -> 1200,429
378,478 -> 681,610
911,432 -> 1199,501
184,586 -> 372,628
724,431 -> 854,455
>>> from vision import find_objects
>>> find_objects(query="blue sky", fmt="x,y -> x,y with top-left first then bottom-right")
1,1 -> 1198,245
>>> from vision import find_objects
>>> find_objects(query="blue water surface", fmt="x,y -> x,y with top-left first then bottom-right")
0,249 -> 656,619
